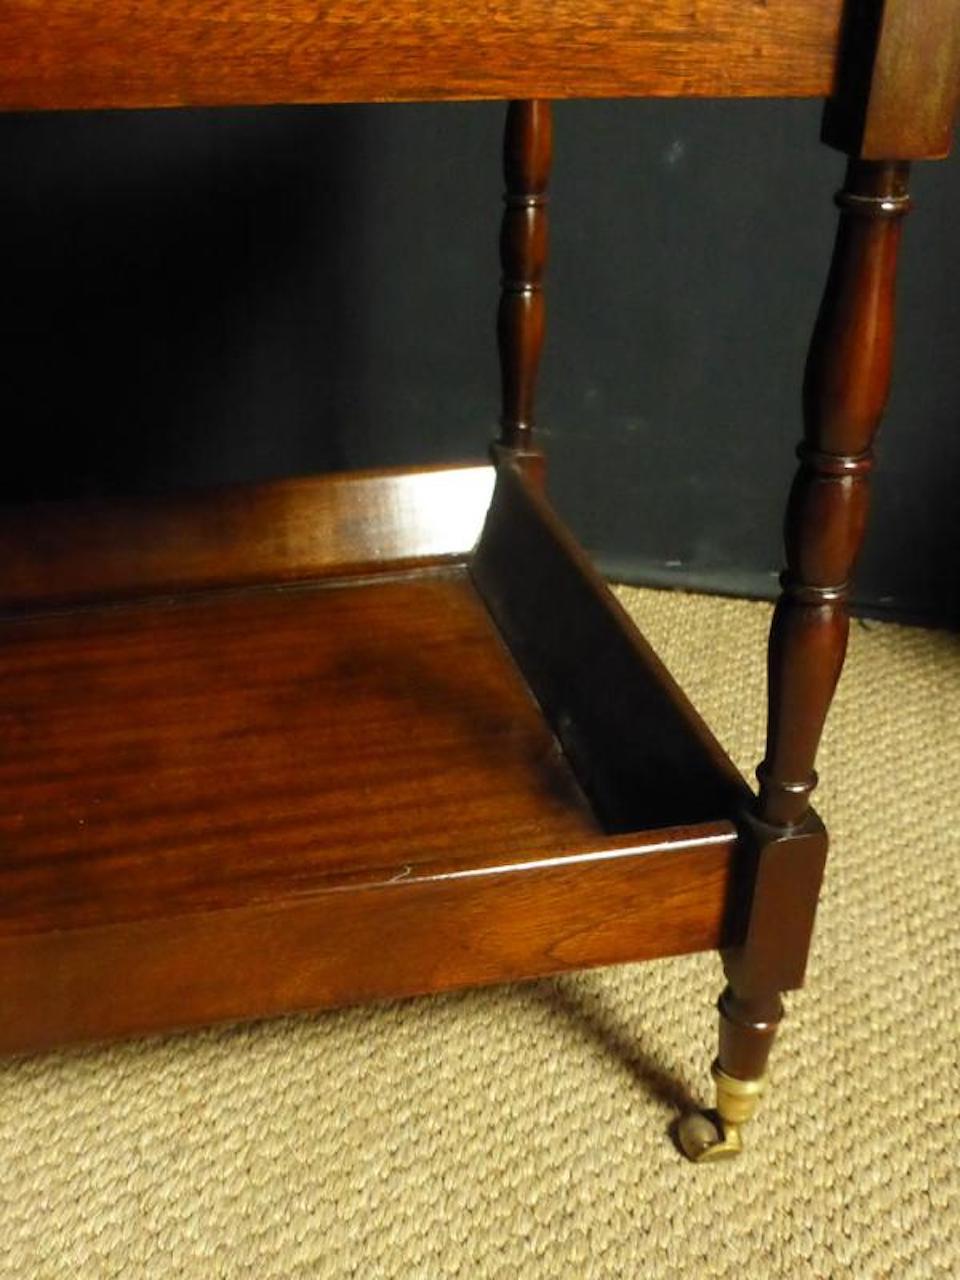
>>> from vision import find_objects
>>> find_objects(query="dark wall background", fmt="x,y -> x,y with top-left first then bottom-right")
2,101 -> 958,623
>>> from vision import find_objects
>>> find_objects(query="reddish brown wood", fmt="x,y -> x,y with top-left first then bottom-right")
723,812 -> 828,998
710,159 -> 913,1096
823,0 -> 960,159
0,545 -> 744,1054
3,0 -> 956,1121
711,811 -> 827,1086
0,570 -> 602,932
498,101 -> 551,457
0,461 -> 755,1054
472,462 -> 751,832
757,159 -> 911,829
0,463 -> 494,610
710,158 -> 911,1098
0,825 -> 738,1055
716,987 -> 783,1081
0,1 -> 846,112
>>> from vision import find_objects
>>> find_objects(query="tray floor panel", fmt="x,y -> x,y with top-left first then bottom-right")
0,569 -> 602,935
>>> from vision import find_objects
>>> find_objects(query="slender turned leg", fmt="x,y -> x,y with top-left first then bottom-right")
495,100 -> 552,478
680,159 -> 912,1161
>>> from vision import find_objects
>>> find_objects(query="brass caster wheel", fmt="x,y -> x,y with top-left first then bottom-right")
678,1062 -> 766,1163
677,1110 -> 743,1162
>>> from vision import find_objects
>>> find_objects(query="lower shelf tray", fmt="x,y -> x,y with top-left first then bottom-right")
0,460 -> 751,1053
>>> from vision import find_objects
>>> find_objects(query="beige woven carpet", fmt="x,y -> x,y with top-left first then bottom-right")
2,588 -> 958,1278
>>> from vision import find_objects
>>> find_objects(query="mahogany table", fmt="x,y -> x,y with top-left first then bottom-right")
1,1 -> 957,1161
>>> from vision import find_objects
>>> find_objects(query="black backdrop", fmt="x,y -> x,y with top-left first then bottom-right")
3,101 -> 958,623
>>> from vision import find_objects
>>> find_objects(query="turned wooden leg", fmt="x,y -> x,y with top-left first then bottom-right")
680,159 -> 912,1161
757,160 -> 912,828
678,990 -> 782,1161
494,100 -> 551,478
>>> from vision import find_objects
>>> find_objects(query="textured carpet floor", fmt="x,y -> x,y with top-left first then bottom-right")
2,587 -> 958,1279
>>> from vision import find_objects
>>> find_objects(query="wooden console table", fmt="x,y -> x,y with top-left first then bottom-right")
1,2 -> 957,1162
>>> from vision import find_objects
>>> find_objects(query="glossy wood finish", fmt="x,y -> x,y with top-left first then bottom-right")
716,987 -> 784,1083
697,0 -> 959,1124
3,0 -> 958,1147
0,466 -> 748,1053
711,157 -> 912,1102
0,463 -> 494,611
824,0 -> 960,159
722,810 -> 828,999
473,462 -> 751,832
757,159 -> 910,829
0,1 -> 846,112
498,101 -> 551,456
0,571 -> 600,933
0,824 -> 737,1055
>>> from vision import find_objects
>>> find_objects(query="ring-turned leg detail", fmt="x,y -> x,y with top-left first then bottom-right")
678,988 -> 781,1162
681,160 -> 911,1162
495,99 -> 552,479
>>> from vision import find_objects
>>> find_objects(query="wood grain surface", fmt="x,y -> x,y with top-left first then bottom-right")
0,464 -> 494,610
0,560 -> 739,1053
0,570 -> 605,933
824,0 -> 960,159
0,824 -> 737,1054
0,0 -> 845,111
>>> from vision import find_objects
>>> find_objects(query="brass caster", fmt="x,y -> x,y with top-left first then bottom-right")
677,1110 -> 743,1162
678,1062 -> 766,1164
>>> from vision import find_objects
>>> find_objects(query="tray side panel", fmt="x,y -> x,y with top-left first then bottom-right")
471,463 -> 753,833
0,1 -> 844,110
0,464 -> 495,610
0,831 -> 737,1054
